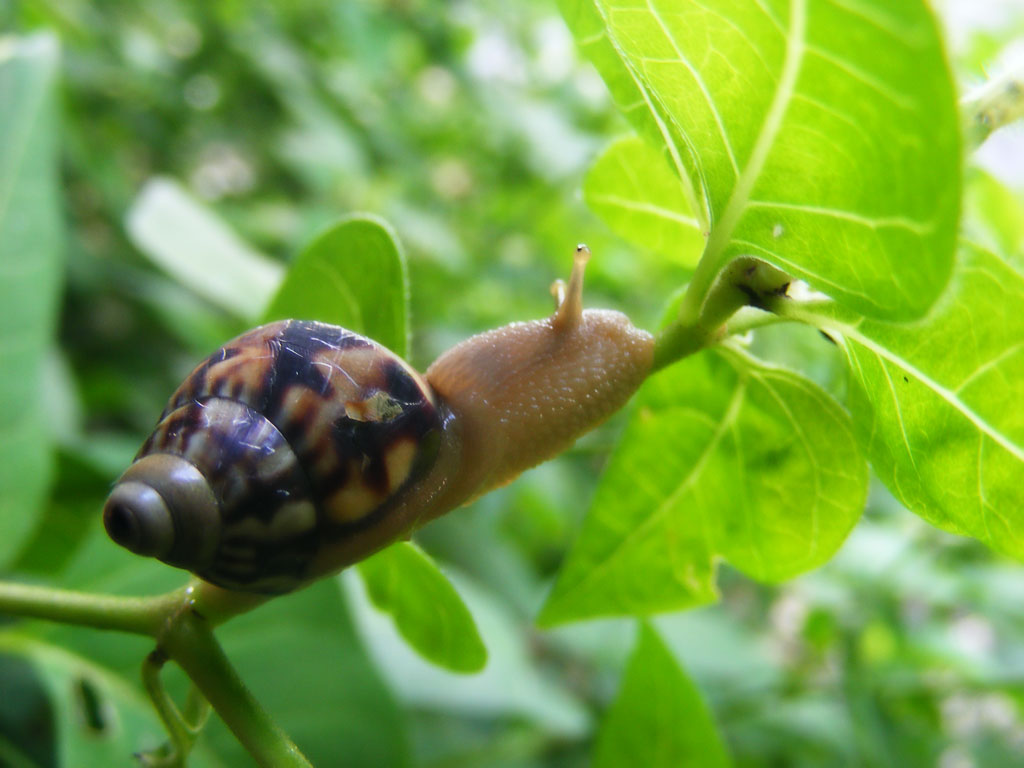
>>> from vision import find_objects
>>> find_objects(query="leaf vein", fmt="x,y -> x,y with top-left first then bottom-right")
954,341 -> 1024,394
589,193 -> 700,228
557,378 -> 749,600
642,0 -> 740,176
745,200 -> 935,235
593,1 -> 708,228
702,0 -> 807,273
833,324 -> 1024,463
804,44 -> 915,111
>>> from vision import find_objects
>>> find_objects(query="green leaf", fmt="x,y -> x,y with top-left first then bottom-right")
263,214 -> 409,356
125,178 -> 283,320
0,632 -> 224,768
560,0 -> 960,319
356,542 -> 487,674
583,135 -> 704,266
797,244 -> 1024,559
31,527 -> 411,768
205,580 -> 412,768
540,347 -> 867,624
11,449 -> 112,576
345,569 -> 588,735
0,34 -> 62,566
965,170 -> 1024,271
593,623 -> 731,768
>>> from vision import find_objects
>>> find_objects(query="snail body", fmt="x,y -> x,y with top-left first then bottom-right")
104,248 -> 654,594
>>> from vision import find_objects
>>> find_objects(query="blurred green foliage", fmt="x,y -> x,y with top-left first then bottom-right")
1,0 -> 1024,767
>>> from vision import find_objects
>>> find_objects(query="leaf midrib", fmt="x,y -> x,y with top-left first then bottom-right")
701,0 -> 807,273
833,321 -> 1024,464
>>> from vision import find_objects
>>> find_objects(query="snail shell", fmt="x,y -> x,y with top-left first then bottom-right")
104,320 -> 441,594
105,247 -> 656,596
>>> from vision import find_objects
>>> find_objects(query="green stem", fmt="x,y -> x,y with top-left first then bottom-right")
962,63 -> 1024,150
189,579 -> 273,625
0,578 -> 304,767
140,649 -> 215,767
158,610 -> 312,768
725,307 -> 796,335
651,320 -> 718,371
653,257 -> 791,372
183,683 -> 213,732
0,581 -> 189,636
761,294 -> 836,324
676,242 -> 725,327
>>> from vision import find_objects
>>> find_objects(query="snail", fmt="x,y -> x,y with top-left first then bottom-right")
103,246 -> 654,595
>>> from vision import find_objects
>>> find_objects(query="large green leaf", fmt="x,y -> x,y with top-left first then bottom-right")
204,580 -> 411,768
125,178 -> 283,320
794,244 -> 1024,558
540,347 -> 866,624
357,542 -> 487,673
0,633 -> 224,768
593,623 -> 730,768
560,0 -> 960,319
583,135 -> 704,266
11,448 -> 113,577
0,34 -> 62,566
264,215 -> 409,356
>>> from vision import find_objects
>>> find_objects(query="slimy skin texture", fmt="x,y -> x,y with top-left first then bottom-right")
103,247 -> 655,595
425,308 -> 654,510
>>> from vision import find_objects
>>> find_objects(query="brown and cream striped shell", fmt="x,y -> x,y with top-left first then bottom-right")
103,320 -> 442,594
104,247 -> 656,598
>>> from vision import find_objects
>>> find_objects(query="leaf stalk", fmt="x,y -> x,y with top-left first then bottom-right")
653,257 -> 791,372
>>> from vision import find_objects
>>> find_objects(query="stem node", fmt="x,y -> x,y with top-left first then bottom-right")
652,256 -> 792,372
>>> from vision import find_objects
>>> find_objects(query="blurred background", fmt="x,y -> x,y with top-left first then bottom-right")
2,0 -> 1024,766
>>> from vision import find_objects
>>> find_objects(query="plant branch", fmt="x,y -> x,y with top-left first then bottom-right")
140,650 -> 197,767
962,62 -> 1024,150
724,306 -> 796,336
0,581 -> 190,636
0,577 -> 304,767
676,239 -> 727,327
760,293 -> 837,325
158,609 -> 312,768
653,257 -> 791,372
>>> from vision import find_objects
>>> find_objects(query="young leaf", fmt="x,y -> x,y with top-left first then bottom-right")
263,215 -> 409,357
125,178 -> 283,319
540,348 -> 866,624
0,34 -> 62,566
795,244 -> 1024,559
560,0 -> 960,320
357,542 -> 487,674
593,623 -> 731,768
584,135 -> 704,266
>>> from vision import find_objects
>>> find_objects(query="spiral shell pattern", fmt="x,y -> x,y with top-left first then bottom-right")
111,320 -> 441,594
